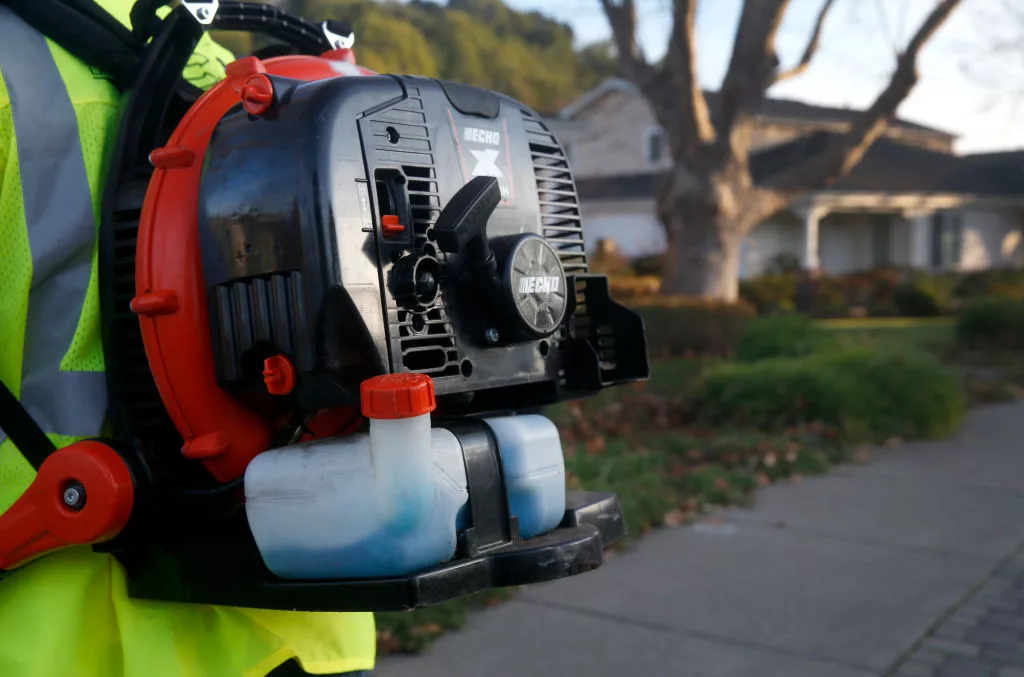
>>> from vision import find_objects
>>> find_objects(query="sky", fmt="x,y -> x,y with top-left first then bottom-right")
486,0 -> 1024,155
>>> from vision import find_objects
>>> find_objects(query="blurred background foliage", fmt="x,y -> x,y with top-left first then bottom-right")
212,0 -> 620,113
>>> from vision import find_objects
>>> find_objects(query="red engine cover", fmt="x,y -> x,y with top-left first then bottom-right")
133,53 -> 374,483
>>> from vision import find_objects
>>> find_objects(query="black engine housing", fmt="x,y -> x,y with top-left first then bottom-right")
198,73 -> 648,414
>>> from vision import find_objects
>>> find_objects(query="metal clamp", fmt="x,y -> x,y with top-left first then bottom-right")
182,0 -> 219,25
321,20 -> 355,50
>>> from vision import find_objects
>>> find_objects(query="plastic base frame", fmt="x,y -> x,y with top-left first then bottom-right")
117,492 -> 624,612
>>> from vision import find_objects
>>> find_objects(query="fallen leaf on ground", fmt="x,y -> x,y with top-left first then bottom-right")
584,436 -> 607,455
663,509 -> 688,527
411,624 -> 443,637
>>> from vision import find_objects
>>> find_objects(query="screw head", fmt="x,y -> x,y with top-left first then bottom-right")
63,483 -> 86,511
485,328 -> 501,344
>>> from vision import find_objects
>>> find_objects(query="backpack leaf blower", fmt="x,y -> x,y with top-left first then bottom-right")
0,0 -> 649,611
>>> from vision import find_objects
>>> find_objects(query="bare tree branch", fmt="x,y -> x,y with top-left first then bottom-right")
765,0 -> 963,194
663,0 -> 716,149
774,0 -> 838,84
599,0 -> 656,85
714,0 -> 791,137
600,0 -> 714,156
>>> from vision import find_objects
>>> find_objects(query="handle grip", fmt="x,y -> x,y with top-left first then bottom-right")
434,176 -> 502,254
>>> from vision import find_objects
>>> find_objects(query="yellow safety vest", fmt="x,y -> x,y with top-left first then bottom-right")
0,3 -> 375,676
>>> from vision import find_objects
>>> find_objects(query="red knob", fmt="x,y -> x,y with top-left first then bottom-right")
241,74 -> 275,116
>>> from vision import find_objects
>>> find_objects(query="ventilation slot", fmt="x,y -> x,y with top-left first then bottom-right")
404,164 -> 440,248
209,272 -> 307,384
394,300 -> 461,378
521,109 -> 588,274
103,176 -> 179,444
368,88 -> 460,377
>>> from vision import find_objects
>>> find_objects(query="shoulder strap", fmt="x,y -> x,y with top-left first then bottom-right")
0,0 -> 150,91
0,378 -> 56,470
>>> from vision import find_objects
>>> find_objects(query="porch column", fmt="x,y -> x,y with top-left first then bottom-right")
797,205 -> 828,271
906,210 -> 932,269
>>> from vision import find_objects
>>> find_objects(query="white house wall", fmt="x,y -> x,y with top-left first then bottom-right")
738,217 -> 802,278
959,208 -> 1023,270
578,199 -> 1024,277
581,200 -> 666,258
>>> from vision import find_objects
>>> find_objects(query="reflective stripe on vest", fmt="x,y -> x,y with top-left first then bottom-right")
0,6 -> 107,448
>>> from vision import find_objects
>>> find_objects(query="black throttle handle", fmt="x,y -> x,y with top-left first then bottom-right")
434,176 -> 501,255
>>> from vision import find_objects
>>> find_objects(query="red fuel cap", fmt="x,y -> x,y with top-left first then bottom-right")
360,373 -> 436,420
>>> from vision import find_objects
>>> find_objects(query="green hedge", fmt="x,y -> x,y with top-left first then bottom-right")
955,270 -> 1024,301
893,282 -> 944,317
634,298 -> 756,359
696,347 -> 965,442
738,274 -> 798,316
735,314 -> 835,362
739,268 -> 1024,319
956,297 -> 1024,349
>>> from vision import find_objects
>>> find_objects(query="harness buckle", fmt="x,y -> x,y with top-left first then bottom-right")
321,20 -> 355,51
182,0 -> 219,25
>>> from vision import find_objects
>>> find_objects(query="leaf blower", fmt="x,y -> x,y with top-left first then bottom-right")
0,0 -> 650,611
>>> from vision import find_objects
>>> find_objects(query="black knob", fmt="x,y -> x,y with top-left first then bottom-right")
391,254 -> 441,309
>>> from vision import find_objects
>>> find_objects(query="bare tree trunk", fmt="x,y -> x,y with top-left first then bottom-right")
655,150 -> 761,300
661,206 -> 743,300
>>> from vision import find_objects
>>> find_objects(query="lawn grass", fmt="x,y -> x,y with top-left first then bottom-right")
814,317 -> 954,329
813,317 -> 955,354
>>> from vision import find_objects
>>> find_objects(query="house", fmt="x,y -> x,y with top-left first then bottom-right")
548,78 -> 1024,278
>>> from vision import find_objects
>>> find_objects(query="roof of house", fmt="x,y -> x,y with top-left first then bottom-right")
575,132 -> 1024,201
560,77 -> 955,139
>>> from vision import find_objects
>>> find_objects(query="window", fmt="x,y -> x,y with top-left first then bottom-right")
930,212 -> 963,269
645,127 -> 666,166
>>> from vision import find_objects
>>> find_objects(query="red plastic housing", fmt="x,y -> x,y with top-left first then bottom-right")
134,53 -> 374,483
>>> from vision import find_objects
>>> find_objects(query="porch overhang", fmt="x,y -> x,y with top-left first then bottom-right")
793,191 -> 1024,215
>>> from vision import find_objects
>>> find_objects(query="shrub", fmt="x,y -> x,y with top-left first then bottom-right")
805,275 -> 849,318
955,270 -> 1024,302
956,296 -> 1024,349
696,347 -> 964,442
634,297 -> 757,359
735,314 -> 835,362
608,275 -> 662,303
631,253 -> 666,277
910,271 -> 958,312
840,269 -> 902,316
739,273 -> 798,316
588,239 -> 631,276
893,283 -> 944,317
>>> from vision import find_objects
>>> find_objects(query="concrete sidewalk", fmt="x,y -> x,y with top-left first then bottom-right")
376,401 -> 1024,677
